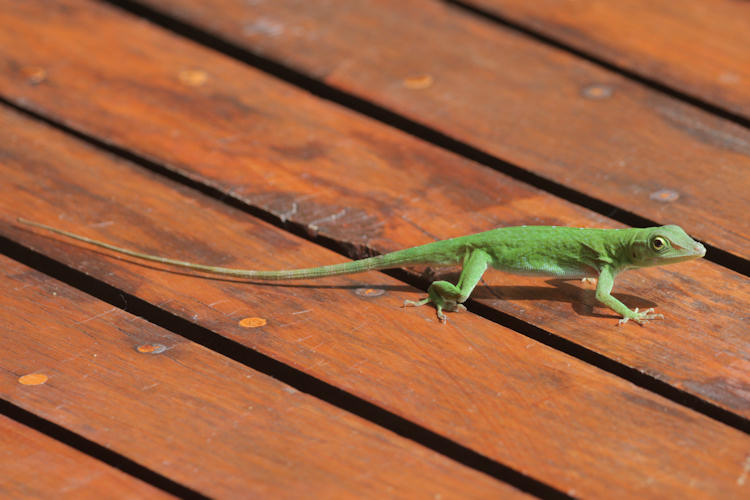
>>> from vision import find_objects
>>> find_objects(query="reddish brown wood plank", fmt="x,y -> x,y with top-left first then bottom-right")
130,0 -> 750,260
0,0 -> 748,424
2,108 -> 749,498
0,255 -> 521,499
0,415 -> 171,499
4,0 -> 750,422
466,0 -> 750,119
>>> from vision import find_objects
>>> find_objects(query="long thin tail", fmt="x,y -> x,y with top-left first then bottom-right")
16,218 -> 404,280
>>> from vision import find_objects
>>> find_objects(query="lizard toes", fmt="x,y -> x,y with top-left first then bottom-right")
403,297 -> 429,308
437,310 -> 447,324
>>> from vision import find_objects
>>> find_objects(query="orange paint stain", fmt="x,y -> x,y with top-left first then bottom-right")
239,317 -> 267,328
178,69 -> 208,87
137,344 -> 166,354
19,373 -> 48,385
403,74 -> 434,90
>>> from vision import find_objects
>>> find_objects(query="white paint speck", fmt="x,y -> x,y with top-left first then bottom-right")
244,18 -> 284,37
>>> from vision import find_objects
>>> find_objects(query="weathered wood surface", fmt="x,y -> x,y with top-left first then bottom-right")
0,253 -> 520,499
2,107 -> 749,498
0,0 -> 747,422
131,0 -> 750,260
466,0 -> 750,119
0,415 -> 171,499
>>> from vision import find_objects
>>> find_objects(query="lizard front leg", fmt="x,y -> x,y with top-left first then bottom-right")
404,249 -> 490,323
595,267 -> 663,325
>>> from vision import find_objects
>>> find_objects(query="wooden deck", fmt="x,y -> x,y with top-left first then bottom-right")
1,1 -> 748,497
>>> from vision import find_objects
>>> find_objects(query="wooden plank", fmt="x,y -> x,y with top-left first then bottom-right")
464,0 -> 750,119
125,0 -> 750,260
0,415 -> 171,499
0,0 -> 746,421
0,255 -> 521,499
2,107 -> 749,498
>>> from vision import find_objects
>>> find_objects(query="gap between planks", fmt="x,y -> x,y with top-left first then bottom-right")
2,204 -> 750,440
95,0 -> 749,275
0,399 -> 206,499
0,235 -> 568,499
0,80 -> 748,435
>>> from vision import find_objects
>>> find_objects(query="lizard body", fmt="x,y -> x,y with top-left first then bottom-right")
17,219 -> 705,325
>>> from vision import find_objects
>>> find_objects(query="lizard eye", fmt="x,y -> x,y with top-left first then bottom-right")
651,236 -> 667,251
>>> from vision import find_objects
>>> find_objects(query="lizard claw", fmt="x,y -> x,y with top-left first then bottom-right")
437,309 -> 447,323
618,307 -> 664,326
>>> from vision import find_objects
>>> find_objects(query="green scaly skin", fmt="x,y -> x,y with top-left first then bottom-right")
17,218 -> 706,325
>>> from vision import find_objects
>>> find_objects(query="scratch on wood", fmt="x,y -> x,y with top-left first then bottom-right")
656,104 -> 750,156
308,208 -> 347,230
312,359 -> 328,369
350,359 -> 367,371
737,454 -> 750,486
279,202 -> 298,222
207,299 -> 230,308
71,307 -> 117,325
89,220 -> 114,228
399,213 -> 441,241
277,310 -> 315,328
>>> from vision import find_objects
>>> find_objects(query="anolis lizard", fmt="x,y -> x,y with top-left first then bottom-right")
18,219 -> 705,325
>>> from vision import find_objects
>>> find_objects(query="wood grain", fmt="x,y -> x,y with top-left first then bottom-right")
130,0 -> 750,260
0,255 -> 522,499
0,415 -> 171,499
466,0 -> 750,119
0,0 -> 747,420
1,107 -> 749,498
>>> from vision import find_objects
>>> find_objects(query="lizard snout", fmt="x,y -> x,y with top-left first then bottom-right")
694,242 -> 706,257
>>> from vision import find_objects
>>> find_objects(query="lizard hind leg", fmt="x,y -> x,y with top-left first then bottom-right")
403,249 -> 490,323
403,281 -> 466,323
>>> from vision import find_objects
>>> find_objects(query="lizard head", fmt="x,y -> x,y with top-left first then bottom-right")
629,225 -> 706,268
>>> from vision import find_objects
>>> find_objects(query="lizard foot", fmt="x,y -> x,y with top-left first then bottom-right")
617,307 -> 664,326
403,298 -> 466,323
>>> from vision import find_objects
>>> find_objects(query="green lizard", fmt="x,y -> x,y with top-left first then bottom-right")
18,218 -> 705,325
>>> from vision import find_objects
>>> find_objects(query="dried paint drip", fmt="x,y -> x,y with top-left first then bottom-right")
581,84 -> 613,100
178,69 -> 208,87
403,74 -> 434,90
355,287 -> 385,297
22,66 -> 47,85
19,373 -> 48,385
650,189 -> 680,202
136,343 -> 167,354
239,317 -> 267,328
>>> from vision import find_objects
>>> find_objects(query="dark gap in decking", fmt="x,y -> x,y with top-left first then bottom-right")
464,299 -> 750,435
2,0 -> 749,478
3,93 -> 750,432
0,235 -> 568,500
0,399 -> 208,499
92,0 -> 748,276
443,0 -> 750,131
